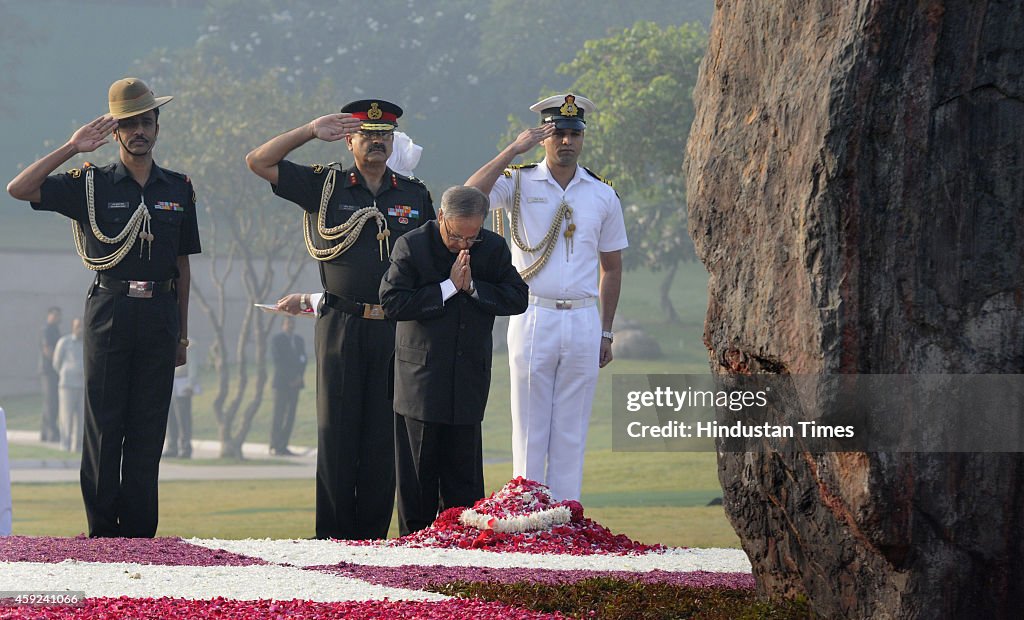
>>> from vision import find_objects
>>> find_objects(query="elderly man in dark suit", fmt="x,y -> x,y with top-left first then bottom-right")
380,185 -> 528,535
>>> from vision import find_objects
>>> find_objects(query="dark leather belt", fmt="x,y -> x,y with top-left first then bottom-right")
322,291 -> 387,320
96,274 -> 174,298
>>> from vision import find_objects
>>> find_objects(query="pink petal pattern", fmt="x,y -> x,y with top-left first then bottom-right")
310,563 -> 755,590
0,478 -> 750,617
0,535 -> 264,566
0,596 -> 564,619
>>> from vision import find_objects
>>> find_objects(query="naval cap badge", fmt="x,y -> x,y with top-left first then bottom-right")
559,94 -> 578,117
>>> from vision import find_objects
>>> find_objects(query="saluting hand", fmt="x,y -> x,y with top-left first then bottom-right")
509,124 -> 556,155
69,115 -> 118,153
310,113 -> 363,142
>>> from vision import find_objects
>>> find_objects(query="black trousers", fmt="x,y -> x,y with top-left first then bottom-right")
40,371 -> 60,442
80,287 -> 177,538
395,414 -> 484,536
165,395 -> 192,457
314,306 -> 396,540
270,386 -> 300,452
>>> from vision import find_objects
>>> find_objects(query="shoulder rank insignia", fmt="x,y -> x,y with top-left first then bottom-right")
69,168 -> 82,178
583,166 -> 613,188
312,163 -> 325,174
393,171 -> 426,187
503,163 -> 538,177
559,94 -> 578,117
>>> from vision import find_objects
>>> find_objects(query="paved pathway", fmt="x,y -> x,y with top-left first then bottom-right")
5,429 -> 316,483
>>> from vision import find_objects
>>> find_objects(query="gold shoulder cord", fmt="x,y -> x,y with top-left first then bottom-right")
72,167 -> 154,271
492,207 -> 505,237
303,165 -> 391,262
509,168 -> 574,280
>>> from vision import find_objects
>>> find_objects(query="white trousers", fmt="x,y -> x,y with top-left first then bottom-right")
0,406 -> 11,535
508,304 -> 600,501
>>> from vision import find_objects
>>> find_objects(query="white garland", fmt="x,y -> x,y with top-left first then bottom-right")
458,505 -> 571,534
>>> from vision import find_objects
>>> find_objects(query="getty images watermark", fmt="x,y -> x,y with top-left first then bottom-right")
612,374 -> 1024,453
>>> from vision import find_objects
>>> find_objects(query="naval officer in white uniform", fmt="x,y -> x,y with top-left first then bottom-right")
467,93 -> 628,501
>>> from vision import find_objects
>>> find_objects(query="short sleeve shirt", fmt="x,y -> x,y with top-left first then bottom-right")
31,161 -> 202,281
489,159 -> 628,299
272,160 -> 435,303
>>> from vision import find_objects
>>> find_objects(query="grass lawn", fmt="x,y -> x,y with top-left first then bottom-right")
9,452 -> 737,547
5,442 -> 77,460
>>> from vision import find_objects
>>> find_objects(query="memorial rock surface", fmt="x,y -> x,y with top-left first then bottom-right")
685,2 -> 1024,617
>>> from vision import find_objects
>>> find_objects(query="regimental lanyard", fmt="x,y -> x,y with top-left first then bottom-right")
136,196 -> 155,259
304,166 -> 390,262
73,167 -> 154,271
509,169 -> 574,281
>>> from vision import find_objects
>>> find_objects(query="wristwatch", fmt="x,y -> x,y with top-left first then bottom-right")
466,280 -> 476,295
178,337 -> 190,348
299,294 -> 311,312
601,330 -> 614,342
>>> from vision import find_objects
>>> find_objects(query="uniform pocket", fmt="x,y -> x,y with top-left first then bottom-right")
328,203 -> 362,228
396,344 -> 428,366
153,210 -> 183,224
99,208 -> 130,224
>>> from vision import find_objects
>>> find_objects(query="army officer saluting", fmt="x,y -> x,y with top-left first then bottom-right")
7,78 -> 201,537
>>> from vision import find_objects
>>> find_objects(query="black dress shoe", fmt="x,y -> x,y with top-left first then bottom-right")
162,450 -> 179,458
272,447 -> 297,456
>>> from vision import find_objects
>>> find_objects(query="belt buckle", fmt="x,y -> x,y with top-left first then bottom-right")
362,304 -> 385,320
127,280 -> 154,298
555,299 -> 572,310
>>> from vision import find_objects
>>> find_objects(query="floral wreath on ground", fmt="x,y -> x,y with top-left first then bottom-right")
372,477 -> 663,555
458,478 -> 579,533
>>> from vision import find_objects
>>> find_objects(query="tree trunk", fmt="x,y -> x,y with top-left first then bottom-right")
685,2 -> 1024,618
659,262 -> 681,325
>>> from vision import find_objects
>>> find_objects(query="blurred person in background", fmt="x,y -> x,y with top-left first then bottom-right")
270,317 -> 306,456
164,357 -> 200,459
39,306 -> 62,443
52,317 -> 85,452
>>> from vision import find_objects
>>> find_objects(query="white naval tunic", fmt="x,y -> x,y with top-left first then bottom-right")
489,159 -> 628,500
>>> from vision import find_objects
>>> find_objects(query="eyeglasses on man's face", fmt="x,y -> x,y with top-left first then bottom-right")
356,130 -> 394,142
442,217 -> 483,246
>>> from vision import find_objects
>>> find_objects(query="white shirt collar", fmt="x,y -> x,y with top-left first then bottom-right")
538,158 -> 590,191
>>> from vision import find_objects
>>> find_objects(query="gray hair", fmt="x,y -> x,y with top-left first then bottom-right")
440,185 -> 489,219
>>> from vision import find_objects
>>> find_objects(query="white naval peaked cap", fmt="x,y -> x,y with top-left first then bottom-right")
530,93 -> 596,130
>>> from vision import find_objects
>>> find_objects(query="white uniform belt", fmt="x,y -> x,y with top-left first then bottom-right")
528,295 -> 598,310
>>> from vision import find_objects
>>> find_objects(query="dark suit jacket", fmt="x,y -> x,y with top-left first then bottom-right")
271,331 -> 307,390
380,221 -> 528,424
